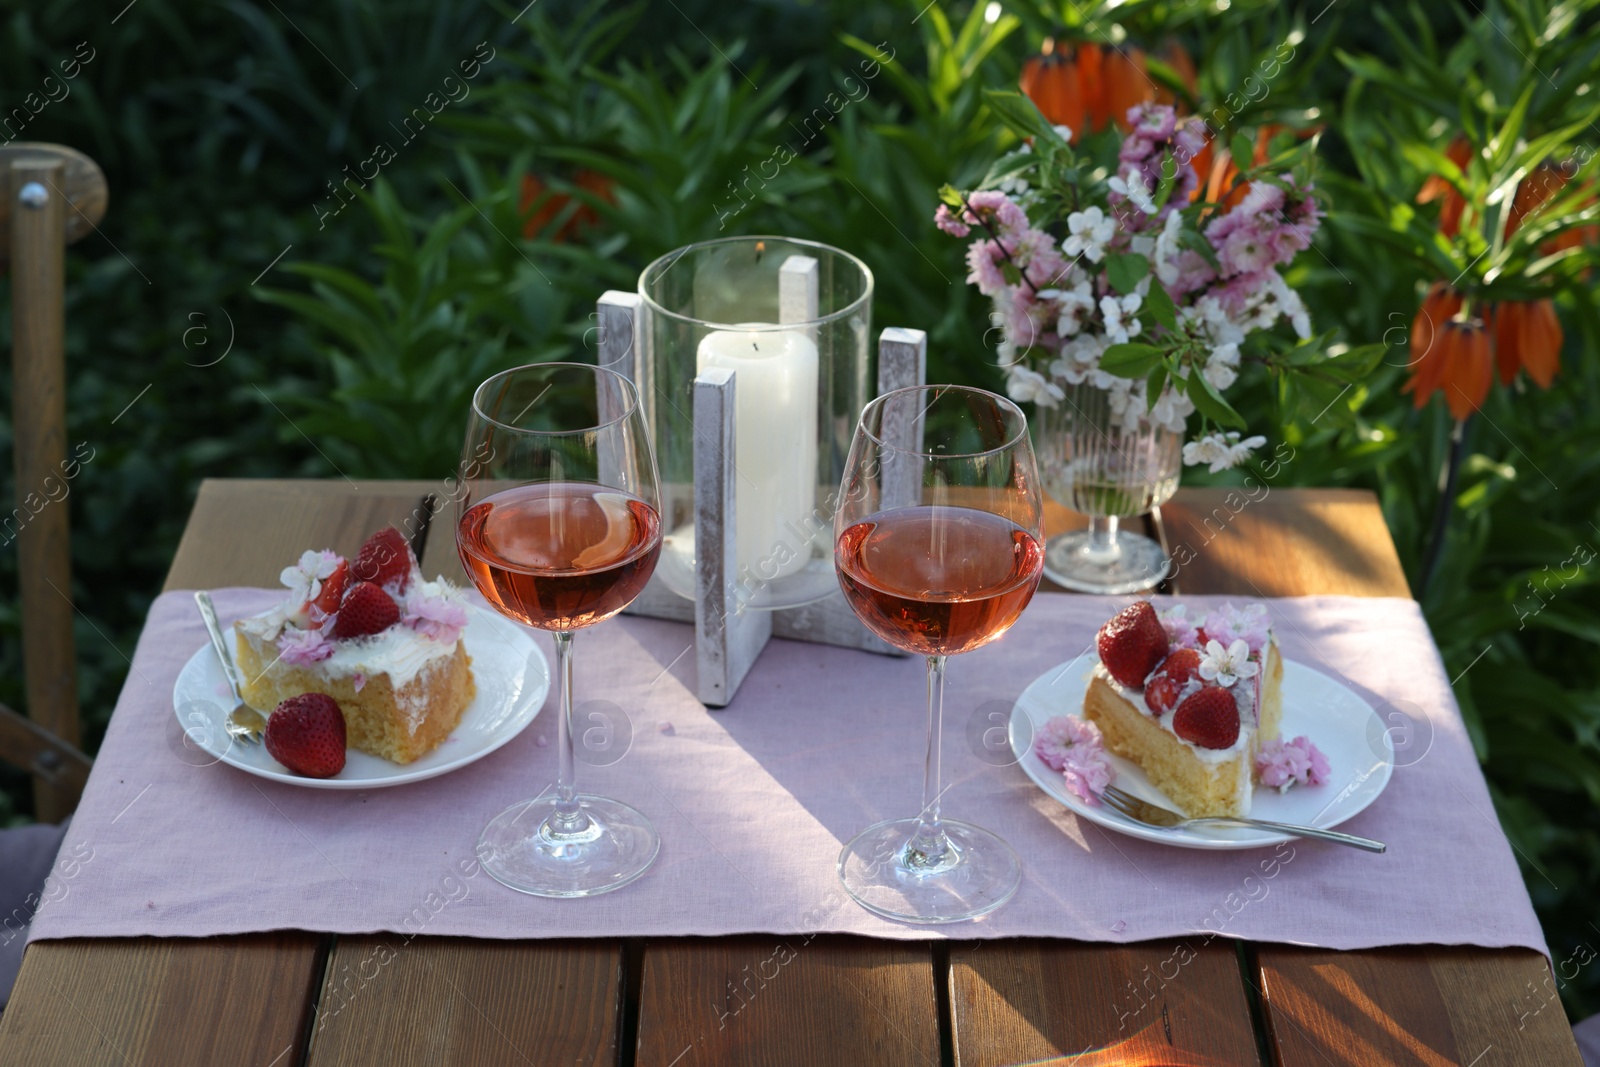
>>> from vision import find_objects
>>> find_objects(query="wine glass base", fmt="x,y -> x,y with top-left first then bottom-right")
478,794 -> 659,898
837,818 -> 1021,924
1044,528 -> 1170,594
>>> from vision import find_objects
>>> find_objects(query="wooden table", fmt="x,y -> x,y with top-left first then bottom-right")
0,480 -> 1579,1066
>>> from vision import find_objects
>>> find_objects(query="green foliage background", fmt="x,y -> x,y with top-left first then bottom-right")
0,0 -> 1596,1021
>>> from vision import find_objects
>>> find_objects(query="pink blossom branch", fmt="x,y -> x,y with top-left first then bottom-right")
957,192 -> 1042,296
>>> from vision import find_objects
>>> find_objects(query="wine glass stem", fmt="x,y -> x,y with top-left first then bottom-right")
909,654 -> 949,868
549,630 -> 590,836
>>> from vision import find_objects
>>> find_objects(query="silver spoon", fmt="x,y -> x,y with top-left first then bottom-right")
1100,783 -> 1386,853
193,591 -> 267,746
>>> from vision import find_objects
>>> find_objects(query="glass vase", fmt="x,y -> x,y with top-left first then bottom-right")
1035,382 -> 1181,594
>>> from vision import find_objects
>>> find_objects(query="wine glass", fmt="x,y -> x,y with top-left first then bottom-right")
456,362 -> 663,897
1036,383 -> 1181,594
833,384 -> 1044,923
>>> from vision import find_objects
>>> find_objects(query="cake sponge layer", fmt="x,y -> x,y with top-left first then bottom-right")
1258,645 -> 1284,745
1086,673 -> 1253,817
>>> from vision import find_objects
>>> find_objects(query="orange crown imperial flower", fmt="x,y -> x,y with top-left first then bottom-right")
1419,141 -> 1597,258
1019,38 -> 1085,134
1416,136 -> 1472,238
1402,284 -> 1492,419
1402,283 -> 1463,408
519,169 -> 614,241
1491,299 -> 1563,389
1405,285 -> 1563,418
1020,37 -> 1196,140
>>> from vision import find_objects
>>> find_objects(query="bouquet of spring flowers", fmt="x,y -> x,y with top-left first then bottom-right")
937,91 -> 1330,471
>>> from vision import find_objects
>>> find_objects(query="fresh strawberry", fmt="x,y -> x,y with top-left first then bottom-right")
265,693 -> 347,778
309,560 -> 350,618
330,581 -> 400,639
352,527 -> 414,593
1145,672 -> 1185,714
1172,686 -> 1241,750
1095,601 -> 1170,688
1144,648 -> 1204,714
1157,647 -> 1202,684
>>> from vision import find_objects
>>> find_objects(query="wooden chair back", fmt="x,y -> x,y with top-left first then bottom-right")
2,144 -> 106,821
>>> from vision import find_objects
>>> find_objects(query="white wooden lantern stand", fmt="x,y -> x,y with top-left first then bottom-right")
597,257 -> 925,707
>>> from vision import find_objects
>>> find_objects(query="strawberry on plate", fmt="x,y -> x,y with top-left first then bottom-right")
352,527 -> 415,593
1095,601 -> 1169,688
331,581 -> 401,640
265,693 -> 347,778
1172,686 -> 1241,750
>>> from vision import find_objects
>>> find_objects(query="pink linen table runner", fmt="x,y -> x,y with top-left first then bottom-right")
30,588 -> 1546,956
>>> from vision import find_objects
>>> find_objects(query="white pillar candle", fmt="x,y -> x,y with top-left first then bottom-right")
696,324 -> 819,581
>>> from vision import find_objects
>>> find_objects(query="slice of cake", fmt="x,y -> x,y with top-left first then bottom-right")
233,528 -> 476,766
1082,601 -> 1282,817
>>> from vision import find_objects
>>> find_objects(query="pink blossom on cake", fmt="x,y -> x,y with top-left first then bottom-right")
1035,714 -> 1099,770
1159,605 -> 1201,649
1203,602 -> 1271,653
277,626 -> 335,666
1255,736 -> 1331,791
402,584 -> 470,644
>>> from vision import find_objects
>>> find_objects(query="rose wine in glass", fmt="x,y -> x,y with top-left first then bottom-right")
458,483 -> 661,632
456,363 -> 663,898
835,506 -> 1042,657
833,385 -> 1044,923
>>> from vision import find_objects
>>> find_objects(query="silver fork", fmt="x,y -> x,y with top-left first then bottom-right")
194,591 -> 267,746
1100,784 -> 1386,853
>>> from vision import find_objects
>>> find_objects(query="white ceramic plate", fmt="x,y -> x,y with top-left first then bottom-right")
1009,655 -> 1394,849
173,611 -> 548,789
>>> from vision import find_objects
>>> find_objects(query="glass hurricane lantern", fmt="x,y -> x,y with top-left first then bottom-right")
634,235 -> 873,612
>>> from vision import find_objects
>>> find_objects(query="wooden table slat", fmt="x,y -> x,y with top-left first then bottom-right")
1160,487 -> 1412,600
635,936 -> 941,1066
305,937 -> 622,1067
162,478 -> 444,593
1257,946 -> 1581,1067
0,933 -> 323,1067
950,940 -> 1264,1066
